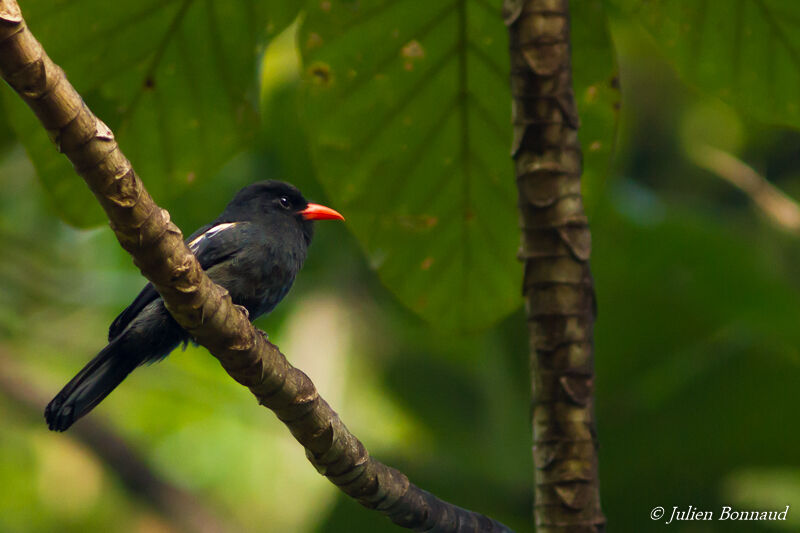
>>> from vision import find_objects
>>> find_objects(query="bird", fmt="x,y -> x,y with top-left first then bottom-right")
45,180 -> 344,432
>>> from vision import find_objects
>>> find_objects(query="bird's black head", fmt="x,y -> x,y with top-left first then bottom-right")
223,180 -> 343,245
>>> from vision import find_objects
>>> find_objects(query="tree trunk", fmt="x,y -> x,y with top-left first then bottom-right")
505,0 -> 606,530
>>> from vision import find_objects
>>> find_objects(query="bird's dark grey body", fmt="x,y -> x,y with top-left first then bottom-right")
45,181 -> 337,431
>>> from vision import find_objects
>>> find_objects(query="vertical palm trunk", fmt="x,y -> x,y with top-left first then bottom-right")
505,1 -> 605,531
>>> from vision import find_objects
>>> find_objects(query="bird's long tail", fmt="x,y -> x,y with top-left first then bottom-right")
45,335 -> 143,432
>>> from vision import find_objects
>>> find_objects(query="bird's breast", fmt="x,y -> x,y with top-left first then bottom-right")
216,244 -> 301,319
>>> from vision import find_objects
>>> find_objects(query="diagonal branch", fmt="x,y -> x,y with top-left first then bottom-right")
505,0 -> 606,531
0,1 -> 510,531
688,143 -> 800,234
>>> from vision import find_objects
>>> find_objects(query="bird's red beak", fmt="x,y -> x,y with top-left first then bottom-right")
300,203 -> 345,221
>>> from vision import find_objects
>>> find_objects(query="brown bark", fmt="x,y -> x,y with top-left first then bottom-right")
0,350 -> 233,533
0,1 -> 510,531
504,0 -> 605,531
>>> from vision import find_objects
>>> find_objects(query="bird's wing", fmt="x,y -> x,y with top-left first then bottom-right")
107,284 -> 159,341
186,222 -> 246,267
108,222 -> 249,340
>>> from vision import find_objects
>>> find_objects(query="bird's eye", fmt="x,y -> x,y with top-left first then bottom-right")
278,196 -> 291,209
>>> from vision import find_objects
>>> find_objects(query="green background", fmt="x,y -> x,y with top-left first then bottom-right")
1,1 -> 799,532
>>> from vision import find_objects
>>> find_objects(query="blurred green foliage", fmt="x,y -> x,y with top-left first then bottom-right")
297,0 -> 616,329
612,0 -> 800,130
0,2 -> 799,533
0,0 -> 300,227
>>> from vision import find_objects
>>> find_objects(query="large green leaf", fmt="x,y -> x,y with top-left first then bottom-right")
1,0 -> 299,227
572,1 -> 620,209
616,0 -> 800,129
299,0 -> 617,329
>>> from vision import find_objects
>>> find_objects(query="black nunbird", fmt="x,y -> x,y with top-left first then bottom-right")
45,181 -> 344,432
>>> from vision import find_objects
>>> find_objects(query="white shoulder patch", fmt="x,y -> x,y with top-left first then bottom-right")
188,222 -> 238,253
